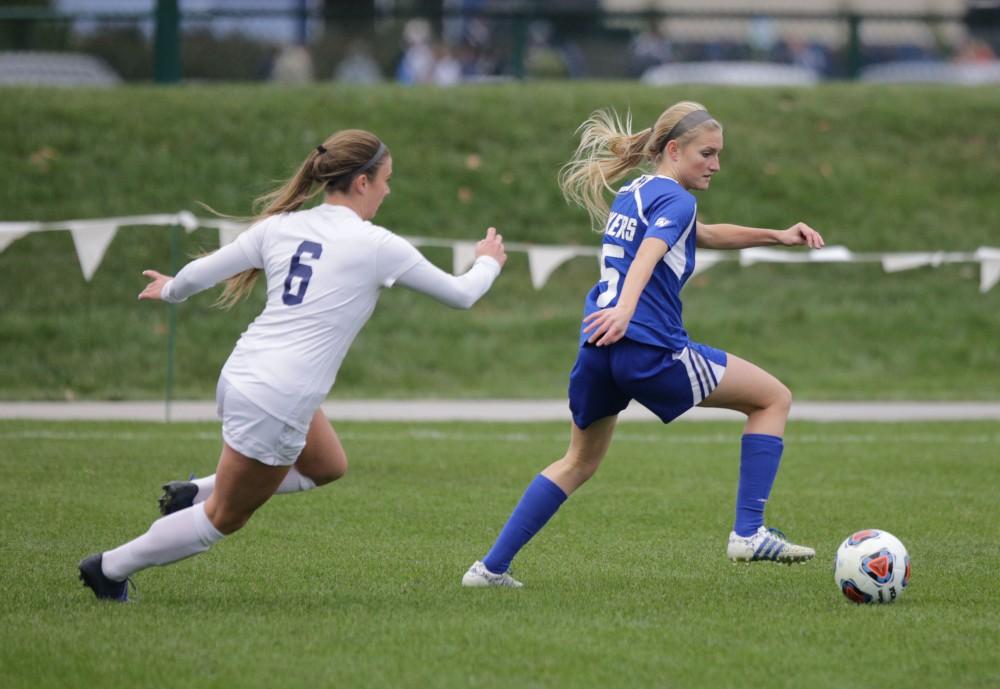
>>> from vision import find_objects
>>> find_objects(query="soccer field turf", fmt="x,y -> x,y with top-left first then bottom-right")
2,419 -> 998,689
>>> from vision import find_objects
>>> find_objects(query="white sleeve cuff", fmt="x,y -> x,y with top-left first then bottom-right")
160,278 -> 186,304
474,255 -> 502,278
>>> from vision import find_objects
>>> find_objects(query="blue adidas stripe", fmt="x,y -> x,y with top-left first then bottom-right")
694,350 -> 719,387
764,540 -> 783,560
753,536 -> 772,560
688,351 -> 707,400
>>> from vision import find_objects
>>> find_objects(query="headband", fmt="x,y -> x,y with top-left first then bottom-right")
314,141 -> 386,173
356,142 -> 387,174
661,110 -> 715,146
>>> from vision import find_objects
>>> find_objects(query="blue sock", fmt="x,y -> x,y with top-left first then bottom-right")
482,474 -> 568,574
733,433 -> 784,537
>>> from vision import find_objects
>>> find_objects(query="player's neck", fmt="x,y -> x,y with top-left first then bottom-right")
323,192 -> 367,220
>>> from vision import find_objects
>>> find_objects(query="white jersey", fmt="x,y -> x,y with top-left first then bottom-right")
160,203 -> 500,431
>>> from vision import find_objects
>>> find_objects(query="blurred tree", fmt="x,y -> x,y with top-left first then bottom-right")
966,1 -> 1000,55
323,0 -> 376,37
0,0 -> 66,51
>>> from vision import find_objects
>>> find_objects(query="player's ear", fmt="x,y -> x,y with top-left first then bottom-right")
352,173 -> 368,195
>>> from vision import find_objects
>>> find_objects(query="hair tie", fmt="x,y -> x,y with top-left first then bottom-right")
315,144 -> 327,155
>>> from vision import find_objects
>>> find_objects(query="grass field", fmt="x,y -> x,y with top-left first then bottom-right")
2,418 -> 998,689
2,84 -> 999,401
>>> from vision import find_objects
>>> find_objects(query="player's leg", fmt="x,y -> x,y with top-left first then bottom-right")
289,409 -> 349,487
463,416 -> 618,587
699,353 -> 813,563
159,410 -> 346,515
81,443 -> 288,601
463,344 -> 627,587
462,345 -> 629,586
699,353 -> 791,437
541,415 -> 618,494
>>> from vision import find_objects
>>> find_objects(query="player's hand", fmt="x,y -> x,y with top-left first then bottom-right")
138,270 -> 172,301
779,222 -> 825,249
583,305 -> 633,347
475,227 -> 507,268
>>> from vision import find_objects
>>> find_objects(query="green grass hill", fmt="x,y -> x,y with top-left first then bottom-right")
1,83 -> 998,400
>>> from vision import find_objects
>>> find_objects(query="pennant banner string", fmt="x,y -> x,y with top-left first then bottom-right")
0,214 -> 996,292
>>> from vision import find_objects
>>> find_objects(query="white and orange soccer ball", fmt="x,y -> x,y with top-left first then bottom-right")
834,529 -> 910,604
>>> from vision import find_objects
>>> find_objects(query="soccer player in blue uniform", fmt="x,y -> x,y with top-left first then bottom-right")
463,101 -> 825,587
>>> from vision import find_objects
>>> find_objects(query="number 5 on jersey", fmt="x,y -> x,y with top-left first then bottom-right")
282,241 -> 323,306
596,244 -> 625,307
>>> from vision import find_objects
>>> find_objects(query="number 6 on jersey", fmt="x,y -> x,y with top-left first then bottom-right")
282,241 -> 323,306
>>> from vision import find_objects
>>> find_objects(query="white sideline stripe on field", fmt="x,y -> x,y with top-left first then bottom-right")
1,400 -> 1000,422
2,429 -> 998,445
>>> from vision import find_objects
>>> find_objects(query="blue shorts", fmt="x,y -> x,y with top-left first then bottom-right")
568,338 -> 728,429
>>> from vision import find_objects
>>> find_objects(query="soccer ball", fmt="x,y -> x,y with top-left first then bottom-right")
834,529 -> 910,604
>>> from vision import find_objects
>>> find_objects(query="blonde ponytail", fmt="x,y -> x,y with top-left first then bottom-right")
559,101 -> 721,233
558,109 -> 653,232
216,130 -> 388,308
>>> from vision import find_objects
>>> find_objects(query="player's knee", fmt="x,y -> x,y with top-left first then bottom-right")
562,453 -> 601,482
208,506 -> 256,535
312,453 -> 348,486
773,382 -> 793,413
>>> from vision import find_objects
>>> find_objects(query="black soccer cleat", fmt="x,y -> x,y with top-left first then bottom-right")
78,553 -> 129,602
158,480 -> 198,516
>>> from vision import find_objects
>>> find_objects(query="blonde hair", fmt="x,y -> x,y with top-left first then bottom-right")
558,101 -> 721,232
217,129 -> 389,308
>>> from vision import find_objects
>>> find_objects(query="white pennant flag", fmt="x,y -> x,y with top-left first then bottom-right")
176,210 -> 200,233
0,232 -> 26,253
0,222 -> 39,253
452,241 -> 478,274
527,246 -> 580,289
881,252 -> 942,273
68,221 -> 118,281
739,247 -> 806,266
692,249 -> 724,276
976,247 -> 1000,293
809,246 -> 853,262
218,221 -> 248,247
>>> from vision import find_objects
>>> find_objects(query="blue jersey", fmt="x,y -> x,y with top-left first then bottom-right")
581,175 -> 698,351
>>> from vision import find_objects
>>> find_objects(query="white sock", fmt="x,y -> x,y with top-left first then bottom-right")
190,468 -> 314,504
101,502 -> 224,581
192,475 -> 215,504
276,467 -> 317,494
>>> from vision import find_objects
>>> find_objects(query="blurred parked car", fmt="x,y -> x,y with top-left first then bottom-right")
0,52 -> 121,87
641,61 -> 819,86
860,60 -> 1000,84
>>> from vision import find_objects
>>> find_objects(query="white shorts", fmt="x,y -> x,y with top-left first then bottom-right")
216,377 -> 308,467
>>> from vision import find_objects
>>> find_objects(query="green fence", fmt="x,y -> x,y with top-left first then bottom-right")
0,2 -> 992,85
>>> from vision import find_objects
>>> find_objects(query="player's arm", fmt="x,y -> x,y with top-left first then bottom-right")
392,227 -> 506,309
697,221 -> 825,249
139,239 -> 261,303
583,237 -> 668,347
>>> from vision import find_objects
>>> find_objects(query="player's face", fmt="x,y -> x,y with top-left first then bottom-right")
677,130 -> 723,191
361,155 -> 393,220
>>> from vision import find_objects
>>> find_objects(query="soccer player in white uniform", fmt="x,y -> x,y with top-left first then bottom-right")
78,129 -> 506,601
462,102 -> 824,588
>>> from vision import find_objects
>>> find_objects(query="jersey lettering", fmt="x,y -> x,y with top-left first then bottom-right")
603,211 -> 637,241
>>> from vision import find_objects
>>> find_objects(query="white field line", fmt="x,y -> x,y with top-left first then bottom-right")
1,428 -> 998,446
2,400 -> 1000,422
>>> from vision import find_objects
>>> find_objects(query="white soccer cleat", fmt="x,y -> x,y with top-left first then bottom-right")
727,526 -> 815,565
461,560 -> 524,588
